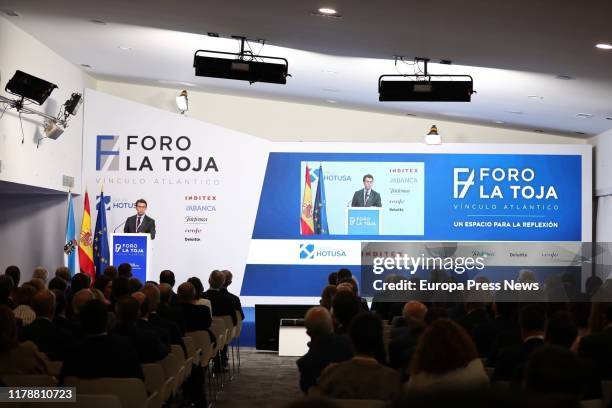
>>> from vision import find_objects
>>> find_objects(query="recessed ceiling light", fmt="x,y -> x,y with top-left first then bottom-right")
321,70 -> 338,74
89,19 -> 107,25
494,120 -> 505,124
80,64 -> 93,69
318,7 -> 337,15
2,9 -> 19,17
405,113 -> 417,117
527,95 -> 543,100
508,110 -> 524,114
575,131 -> 586,135
207,32 -> 219,37
326,99 -> 337,104
596,43 -> 612,50
158,79 -> 196,87
322,88 -> 340,92
117,46 -> 132,51
576,113 -> 594,119
555,75 -> 574,80
534,129 -> 544,133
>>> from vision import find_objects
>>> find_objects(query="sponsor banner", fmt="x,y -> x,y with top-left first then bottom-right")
247,239 -> 361,265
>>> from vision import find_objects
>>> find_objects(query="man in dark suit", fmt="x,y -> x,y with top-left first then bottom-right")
351,174 -> 382,207
203,271 -> 238,326
141,283 -> 183,345
60,299 -> 143,382
19,289 -> 73,361
493,304 -> 546,384
124,198 -> 156,239
578,304 -> 612,380
297,307 -> 353,393
220,270 -> 244,321
174,282 -> 213,335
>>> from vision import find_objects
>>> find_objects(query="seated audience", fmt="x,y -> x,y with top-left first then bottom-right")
13,284 -> 37,326
187,276 -> 212,316
112,296 -> 168,363
48,276 -> 68,293
0,306 -> 47,376
117,263 -> 133,278
128,277 -> 143,294
202,270 -> 237,325
406,319 -> 489,391
389,301 -> 427,370
29,278 -> 46,292
524,345 -> 584,401
19,289 -> 72,361
313,312 -> 400,400
54,266 -> 71,282
319,285 -> 336,310
221,270 -> 245,321
92,275 -> 112,303
545,310 -> 578,348
142,283 -> 182,344
331,290 -> 360,334
159,270 -> 177,304
157,283 -> 185,335
493,304 -> 546,384
32,266 -> 49,283
5,265 -> 21,295
103,265 -> 118,280
578,302 -> 612,380
0,275 -> 14,307
174,282 -> 213,334
297,306 -> 353,393
327,272 -> 338,286
60,299 -> 143,381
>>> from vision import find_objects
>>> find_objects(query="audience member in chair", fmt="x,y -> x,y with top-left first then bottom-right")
221,270 -> 245,321
545,310 -> 578,348
406,319 -> 489,392
202,270 -> 237,325
13,284 -> 37,327
4,265 -> 21,301
19,289 -> 72,361
492,304 -> 546,384
159,270 -> 177,305
0,306 -> 48,376
60,299 -> 143,381
0,275 -> 14,308
142,283 -> 183,344
313,312 -> 400,400
297,306 -> 353,393
187,276 -> 212,316
174,282 -> 213,336
331,291 -> 360,335
388,301 -> 427,370
578,302 -> 612,380
112,296 -> 169,363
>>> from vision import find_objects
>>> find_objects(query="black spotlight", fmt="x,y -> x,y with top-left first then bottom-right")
5,70 -> 58,105
64,93 -> 83,116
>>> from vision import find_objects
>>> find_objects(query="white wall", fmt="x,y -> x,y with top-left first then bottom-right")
589,129 -> 612,197
95,80 -> 587,145
0,16 -> 96,193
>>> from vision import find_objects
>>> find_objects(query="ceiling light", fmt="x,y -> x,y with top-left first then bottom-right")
575,131 -> 586,135
595,43 -> 612,50
405,113 -> 417,117
117,46 -> 132,51
158,80 -> 196,87
321,70 -> 338,74
508,110 -> 523,114
606,117 -> 612,121
317,7 -> 337,15
322,88 -> 340,92
527,95 -> 543,100
176,90 -> 188,114
576,113 -> 594,119
494,120 -> 505,124
555,75 -> 574,80
63,93 -> 83,116
424,125 -> 442,145
5,70 -> 58,105
80,64 -> 92,69
326,99 -> 337,104
89,19 -> 107,25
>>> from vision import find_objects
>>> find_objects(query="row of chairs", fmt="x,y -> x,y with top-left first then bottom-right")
1,310 -> 244,408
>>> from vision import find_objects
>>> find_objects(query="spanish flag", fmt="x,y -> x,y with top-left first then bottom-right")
78,191 -> 95,282
300,165 -> 314,235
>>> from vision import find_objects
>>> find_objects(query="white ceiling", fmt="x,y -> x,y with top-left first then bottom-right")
1,0 -> 611,137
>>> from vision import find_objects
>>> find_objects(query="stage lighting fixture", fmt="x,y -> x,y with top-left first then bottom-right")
379,58 -> 474,102
64,93 -> 83,116
43,120 -> 64,140
424,125 -> 442,145
5,70 -> 58,105
194,37 -> 289,85
176,90 -> 188,114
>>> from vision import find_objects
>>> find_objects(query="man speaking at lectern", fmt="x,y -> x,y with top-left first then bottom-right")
124,198 -> 156,240
351,174 -> 382,207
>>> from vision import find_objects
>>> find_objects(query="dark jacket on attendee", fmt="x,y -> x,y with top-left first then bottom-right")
297,333 -> 353,393
202,289 -> 237,325
220,288 -> 244,321
19,318 -> 73,361
59,333 -> 144,382
157,303 -> 186,335
172,302 -> 216,344
578,326 -> 612,380
112,324 -> 169,363
149,312 -> 183,345
492,337 -> 545,383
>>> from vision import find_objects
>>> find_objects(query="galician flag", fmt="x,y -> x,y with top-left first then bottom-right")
63,192 -> 78,276
300,164 -> 314,235
78,191 -> 95,282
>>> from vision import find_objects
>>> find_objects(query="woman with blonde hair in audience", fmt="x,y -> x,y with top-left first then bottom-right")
406,318 -> 489,391
0,306 -> 48,375
319,285 -> 336,310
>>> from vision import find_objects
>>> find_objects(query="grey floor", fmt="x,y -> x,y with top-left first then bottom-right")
215,347 -> 302,408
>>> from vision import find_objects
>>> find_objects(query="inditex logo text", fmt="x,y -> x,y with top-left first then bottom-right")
96,135 -> 218,172
453,168 -> 558,200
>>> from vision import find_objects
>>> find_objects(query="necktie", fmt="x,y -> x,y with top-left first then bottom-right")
136,216 -> 142,231
365,191 -> 370,204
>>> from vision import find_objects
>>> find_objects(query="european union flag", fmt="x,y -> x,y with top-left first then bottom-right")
93,191 -> 110,275
313,164 -> 329,235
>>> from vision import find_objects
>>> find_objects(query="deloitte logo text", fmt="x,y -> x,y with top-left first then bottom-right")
299,243 -> 347,260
